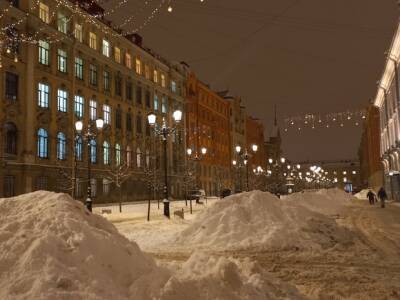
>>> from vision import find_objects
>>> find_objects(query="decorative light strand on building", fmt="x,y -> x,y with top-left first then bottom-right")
283,109 -> 367,132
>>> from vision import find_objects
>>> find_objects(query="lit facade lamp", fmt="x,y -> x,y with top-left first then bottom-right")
147,109 -> 182,218
186,143 -> 207,213
233,144 -> 258,192
74,118 -> 104,212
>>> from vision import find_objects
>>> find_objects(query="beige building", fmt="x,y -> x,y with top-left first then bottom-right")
0,0 -> 186,202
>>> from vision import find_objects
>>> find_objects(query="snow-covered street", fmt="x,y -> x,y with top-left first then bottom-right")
107,190 -> 400,299
1,189 -> 400,299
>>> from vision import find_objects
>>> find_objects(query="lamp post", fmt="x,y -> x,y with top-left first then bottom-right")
147,109 -> 182,218
233,144 -> 258,192
74,118 -> 104,212
186,146 -> 207,214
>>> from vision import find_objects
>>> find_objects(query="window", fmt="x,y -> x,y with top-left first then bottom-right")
161,74 -> 166,88
89,64 -> 97,86
114,47 -> 121,63
4,122 -> 17,155
103,141 -> 110,165
57,89 -> 67,112
38,83 -> 49,108
74,95 -> 84,118
154,94 -> 159,111
75,57 -> 83,79
126,146 -> 132,167
57,49 -> 67,73
136,86 -> 142,104
74,23 -> 83,42
75,135 -> 83,161
89,99 -> 97,120
102,39 -> 110,57
103,71 -> 110,91
171,81 -> 177,93
115,144 -> 121,166
136,114 -> 142,134
116,108 -> 122,129
145,90 -> 150,108
161,96 -> 167,113
90,139 -> 97,163
103,178 -> 111,195
126,81 -> 132,101
57,12 -> 68,33
103,104 -> 111,124
3,176 -> 15,197
39,2 -> 49,23
5,72 -> 18,101
57,132 -> 66,160
136,148 -> 141,168
146,150 -> 150,168
38,40 -> 49,65
126,113 -> 132,131
37,128 -> 48,158
115,76 -> 121,96
153,70 -> 158,83
76,178 -> 83,197
135,58 -> 141,74
145,65 -> 150,79
89,32 -> 97,50
125,53 -> 131,68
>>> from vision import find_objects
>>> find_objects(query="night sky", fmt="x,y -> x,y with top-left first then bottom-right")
106,0 -> 398,161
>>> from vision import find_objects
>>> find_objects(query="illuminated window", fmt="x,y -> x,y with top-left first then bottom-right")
102,40 -> 110,57
115,144 -> 121,166
114,47 -> 121,63
57,89 -> 67,112
89,32 -> 97,50
74,23 -> 83,42
57,132 -> 66,160
153,70 -> 158,83
57,49 -> 67,73
171,81 -> 177,93
154,94 -> 159,111
39,2 -> 49,23
38,40 -> 49,65
74,95 -> 84,118
89,99 -> 97,120
75,57 -> 83,79
125,53 -> 131,68
161,74 -> 166,87
103,104 -> 111,124
38,83 -> 49,108
57,12 -> 68,33
37,128 -> 48,158
135,58 -> 141,74
103,141 -> 110,165
145,65 -> 150,79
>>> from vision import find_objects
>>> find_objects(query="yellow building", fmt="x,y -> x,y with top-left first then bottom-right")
0,0 -> 186,202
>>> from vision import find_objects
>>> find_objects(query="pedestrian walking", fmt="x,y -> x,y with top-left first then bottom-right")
367,189 -> 376,205
377,187 -> 388,208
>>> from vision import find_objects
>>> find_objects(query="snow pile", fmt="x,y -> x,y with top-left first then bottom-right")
159,252 -> 303,300
287,188 -> 352,215
354,189 -> 370,200
176,190 -> 354,251
0,191 -> 300,300
0,191 -> 169,300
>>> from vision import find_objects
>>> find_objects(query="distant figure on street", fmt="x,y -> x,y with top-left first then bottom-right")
276,193 -> 281,199
367,189 -> 376,205
377,187 -> 388,208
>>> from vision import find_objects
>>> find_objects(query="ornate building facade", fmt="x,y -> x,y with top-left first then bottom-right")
0,0 -> 186,202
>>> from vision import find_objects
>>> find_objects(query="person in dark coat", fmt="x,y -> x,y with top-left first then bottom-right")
377,187 -> 388,208
367,189 -> 376,205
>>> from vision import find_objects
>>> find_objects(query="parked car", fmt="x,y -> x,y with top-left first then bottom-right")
188,189 -> 206,203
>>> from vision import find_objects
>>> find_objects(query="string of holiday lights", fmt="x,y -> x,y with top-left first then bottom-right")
283,109 -> 367,132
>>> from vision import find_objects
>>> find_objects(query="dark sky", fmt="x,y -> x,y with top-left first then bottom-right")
106,0 -> 398,161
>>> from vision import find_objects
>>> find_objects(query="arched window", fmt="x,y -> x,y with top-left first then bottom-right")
4,122 -> 17,155
37,128 -> 48,158
103,141 -> 110,165
75,135 -> 83,161
126,145 -> 132,167
146,149 -> 150,168
56,132 -> 66,160
115,143 -> 121,166
136,147 -> 141,168
90,139 -> 97,163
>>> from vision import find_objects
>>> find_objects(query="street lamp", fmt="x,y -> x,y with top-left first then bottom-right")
187,145 -> 207,213
147,110 -> 182,218
74,118 -> 104,212
234,144 -> 258,192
